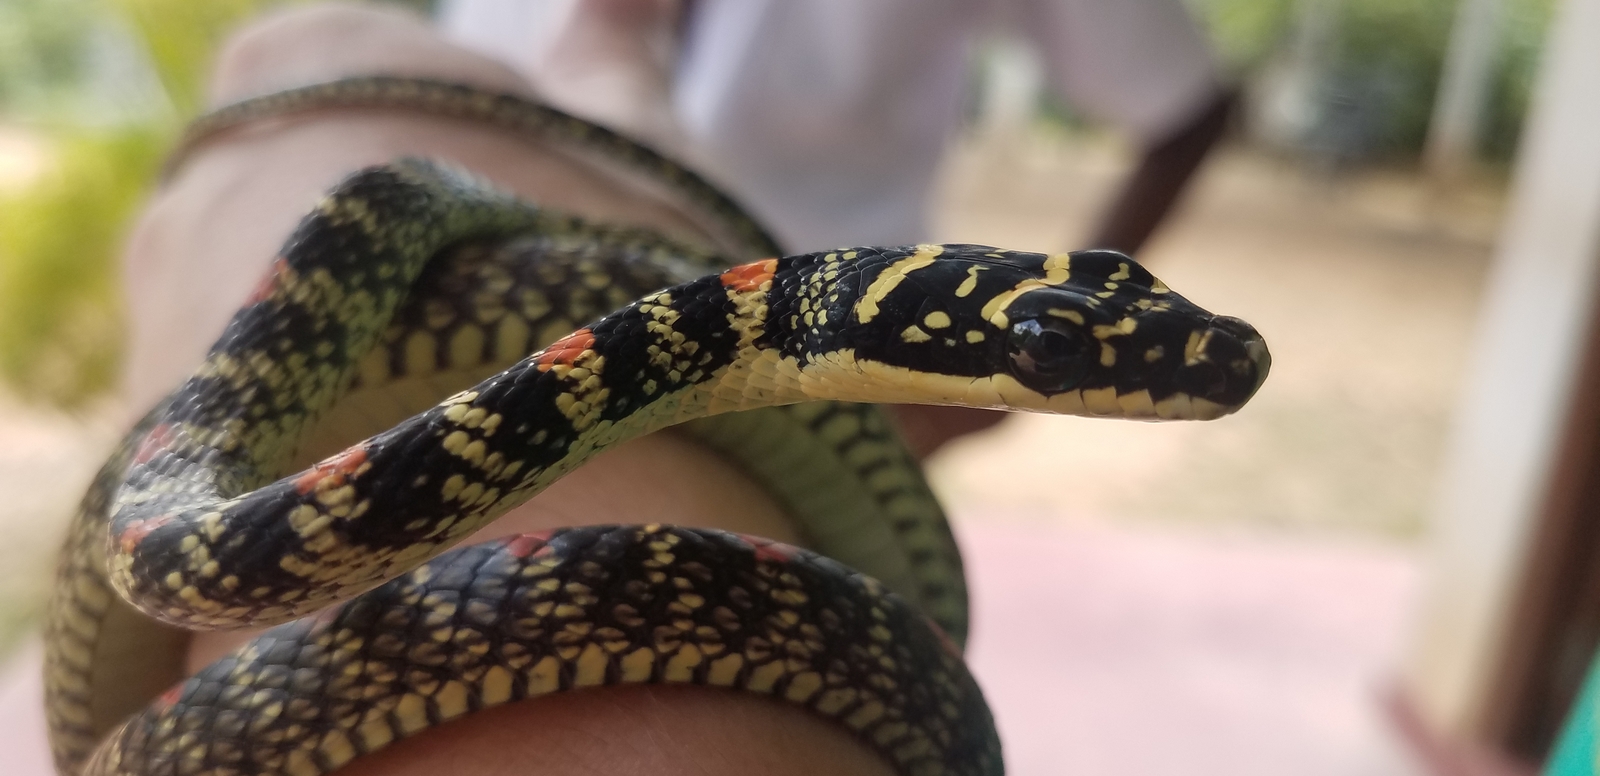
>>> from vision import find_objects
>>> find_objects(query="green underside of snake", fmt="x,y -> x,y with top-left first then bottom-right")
43,79 -> 1269,776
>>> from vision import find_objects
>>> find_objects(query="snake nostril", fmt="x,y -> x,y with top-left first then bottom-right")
1190,361 -> 1229,398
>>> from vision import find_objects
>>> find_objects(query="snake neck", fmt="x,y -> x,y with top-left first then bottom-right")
106,249 -> 798,630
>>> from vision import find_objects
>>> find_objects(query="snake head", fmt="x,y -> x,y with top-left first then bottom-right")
807,245 -> 1270,420
993,250 -> 1270,419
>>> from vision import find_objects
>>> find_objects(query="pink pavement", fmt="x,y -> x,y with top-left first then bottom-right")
959,518 -> 1424,775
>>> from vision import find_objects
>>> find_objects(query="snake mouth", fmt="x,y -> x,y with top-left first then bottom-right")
1155,315 -> 1269,420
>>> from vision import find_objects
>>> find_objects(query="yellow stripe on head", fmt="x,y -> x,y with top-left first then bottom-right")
854,246 -> 943,324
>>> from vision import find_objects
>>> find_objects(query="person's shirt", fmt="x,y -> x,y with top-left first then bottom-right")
442,0 -> 1222,252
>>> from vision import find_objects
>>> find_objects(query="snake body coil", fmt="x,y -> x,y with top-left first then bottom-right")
45,80 -> 1270,776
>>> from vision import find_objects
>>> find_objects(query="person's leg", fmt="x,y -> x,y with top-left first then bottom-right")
121,5 -> 892,774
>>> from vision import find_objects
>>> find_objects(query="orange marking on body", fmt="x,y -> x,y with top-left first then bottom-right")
506,530 -> 557,558
119,515 -> 175,554
154,682 -> 185,709
720,259 -> 778,292
739,534 -> 800,565
245,257 -> 291,306
533,328 -> 595,372
132,423 -> 177,465
293,445 -> 369,495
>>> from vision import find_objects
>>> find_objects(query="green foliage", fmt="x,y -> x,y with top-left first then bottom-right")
0,0 -> 101,115
1194,0 -> 1554,163
0,130 -> 164,404
111,0 -> 278,117
1327,0 -> 1456,157
1331,0 -> 1553,161
0,0 -> 297,407
1196,0 -> 1297,70
1482,0 -> 1555,160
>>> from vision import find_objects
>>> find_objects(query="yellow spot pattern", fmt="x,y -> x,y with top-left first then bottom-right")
854,245 -> 943,324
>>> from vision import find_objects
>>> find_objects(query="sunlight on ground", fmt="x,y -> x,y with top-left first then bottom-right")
0,126 -> 48,193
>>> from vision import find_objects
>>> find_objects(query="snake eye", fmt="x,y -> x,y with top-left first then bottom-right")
1007,318 -> 1091,393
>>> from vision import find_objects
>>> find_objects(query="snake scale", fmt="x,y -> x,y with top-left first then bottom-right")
43,79 -> 1270,776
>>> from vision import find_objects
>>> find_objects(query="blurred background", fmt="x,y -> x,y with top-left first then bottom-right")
0,0 -> 1587,773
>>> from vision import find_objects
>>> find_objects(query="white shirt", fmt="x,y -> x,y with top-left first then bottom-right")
443,0 -> 1221,251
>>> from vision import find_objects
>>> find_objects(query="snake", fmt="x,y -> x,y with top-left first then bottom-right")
41,80 -> 1270,776
51,79 -> 970,774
